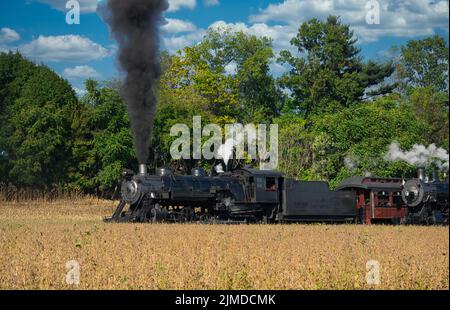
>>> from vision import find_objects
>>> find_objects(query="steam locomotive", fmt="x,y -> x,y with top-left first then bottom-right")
402,168 -> 449,224
105,165 -> 449,225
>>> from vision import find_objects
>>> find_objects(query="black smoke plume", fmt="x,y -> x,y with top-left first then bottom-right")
99,0 -> 168,164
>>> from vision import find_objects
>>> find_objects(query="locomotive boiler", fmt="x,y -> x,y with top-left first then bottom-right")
106,164 -> 357,223
402,167 -> 449,224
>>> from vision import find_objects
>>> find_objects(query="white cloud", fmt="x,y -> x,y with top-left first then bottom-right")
0,28 -> 21,44
73,87 -> 87,97
160,19 -> 298,56
20,35 -> 110,62
37,0 -> 199,13
63,65 -> 101,79
162,18 -> 197,34
250,0 -> 333,23
204,0 -> 219,7
250,0 -> 449,43
168,0 -> 196,12
160,0 -> 448,76
36,0 -> 100,13
36,0 -> 221,13
224,61 -> 237,75
163,30 -> 206,54
209,20 -> 297,53
161,20 -> 296,77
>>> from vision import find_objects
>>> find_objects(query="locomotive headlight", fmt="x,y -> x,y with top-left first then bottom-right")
150,192 -> 156,199
408,185 -> 419,198
402,179 -> 424,208
126,181 -> 138,195
404,185 -> 418,201
121,180 -> 140,205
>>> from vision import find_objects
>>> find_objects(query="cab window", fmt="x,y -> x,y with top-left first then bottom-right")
376,191 -> 391,207
256,177 -> 264,189
265,177 -> 276,192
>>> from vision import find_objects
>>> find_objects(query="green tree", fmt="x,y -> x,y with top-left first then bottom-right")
154,52 -> 219,173
275,95 -> 429,186
407,87 -> 449,148
0,52 -> 78,188
69,80 -> 135,194
310,95 -> 429,186
279,16 -> 394,117
168,29 -> 282,123
155,31 -> 284,172
224,31 -> 283,122
399,35 -> 449,92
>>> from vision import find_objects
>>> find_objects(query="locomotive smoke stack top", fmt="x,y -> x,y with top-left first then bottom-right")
139,164 -> 148,176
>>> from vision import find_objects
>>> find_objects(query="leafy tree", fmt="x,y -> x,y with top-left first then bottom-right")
223,31 -> 283,122
155,53 -> 221,173
274,114 -> 311,178
69,80 -> 135,194
1,30 -> 448,195
166,39 -> 239,119
310,95 -> 429,186
399,35 -> 449,92
276,95 -> 429,187
169,29 -> 282,123
279,16 -> 394,117
0,52 -> 78,188
406,87 -> 449,148
155,31 -> 283,172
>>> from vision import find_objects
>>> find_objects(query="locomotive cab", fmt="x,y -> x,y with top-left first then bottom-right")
232,168 -> 283,204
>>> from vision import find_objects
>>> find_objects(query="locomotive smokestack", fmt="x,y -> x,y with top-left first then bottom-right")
417,167 -> 425,181
139,164 -> 148,176
99,0 -> 168,165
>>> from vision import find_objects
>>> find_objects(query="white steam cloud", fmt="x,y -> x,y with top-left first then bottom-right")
385,142 -> 449,171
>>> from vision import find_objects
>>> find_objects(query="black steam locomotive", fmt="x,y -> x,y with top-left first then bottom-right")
402,168 -> 449,224
106,165 -> 357,223
105,165 -> 449,225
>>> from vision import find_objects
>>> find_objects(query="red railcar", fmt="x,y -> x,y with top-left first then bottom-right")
336,177 -> 408,224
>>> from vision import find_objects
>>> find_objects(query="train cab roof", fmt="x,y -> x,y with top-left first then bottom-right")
336,176 -> 403,191
232,168 -> 284,178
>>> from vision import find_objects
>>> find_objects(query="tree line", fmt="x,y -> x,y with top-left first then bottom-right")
0,16 -> 448,194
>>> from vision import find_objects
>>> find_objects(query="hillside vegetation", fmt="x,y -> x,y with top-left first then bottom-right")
0,17 -> 448,194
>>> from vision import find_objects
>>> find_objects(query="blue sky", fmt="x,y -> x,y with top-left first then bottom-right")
0,0 -> 448,94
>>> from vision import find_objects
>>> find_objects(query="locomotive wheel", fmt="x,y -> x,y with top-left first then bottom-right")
262,215 -> 271,224
199,214 -> 214,224
182,207 -> 195,222
149,204 -> 167,223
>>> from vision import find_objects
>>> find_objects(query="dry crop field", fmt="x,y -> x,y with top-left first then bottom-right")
0,198 -> 448,290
